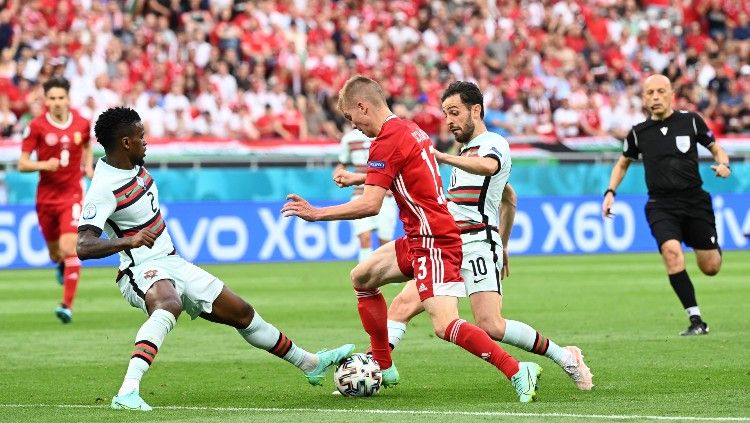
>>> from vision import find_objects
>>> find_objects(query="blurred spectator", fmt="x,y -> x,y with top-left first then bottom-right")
0,95 -> 16,137
0,0 -> 746,146
553,98 -> 580,138
484,96 -> 512,137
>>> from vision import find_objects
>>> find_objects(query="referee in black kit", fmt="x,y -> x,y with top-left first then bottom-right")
601,74 -> 731,336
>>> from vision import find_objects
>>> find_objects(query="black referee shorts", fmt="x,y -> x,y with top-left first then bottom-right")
645,191 -> 719,251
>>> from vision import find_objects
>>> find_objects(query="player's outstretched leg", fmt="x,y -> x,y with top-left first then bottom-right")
232,305 -> 353,386
440,315 -> 540,403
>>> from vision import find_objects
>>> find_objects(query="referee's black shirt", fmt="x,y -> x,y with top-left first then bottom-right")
622,111 -> 715,198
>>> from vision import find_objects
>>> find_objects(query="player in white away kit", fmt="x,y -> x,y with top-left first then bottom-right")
384,82 -> 593,390
335,128 -> 398,261
77,107 -> 353,411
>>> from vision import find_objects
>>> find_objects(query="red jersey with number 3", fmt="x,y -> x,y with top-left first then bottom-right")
21,111 -> 91,205
365,117 -> 461,247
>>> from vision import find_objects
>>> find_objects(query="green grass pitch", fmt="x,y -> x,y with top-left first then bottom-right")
1,252 -> 749,422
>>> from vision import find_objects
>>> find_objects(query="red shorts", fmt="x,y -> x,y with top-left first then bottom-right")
36,201 -> 82,242
395,236 -> 465,301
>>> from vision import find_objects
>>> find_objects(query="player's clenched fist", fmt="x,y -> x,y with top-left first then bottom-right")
130,229 -> 157,249
332,168 -> 358,188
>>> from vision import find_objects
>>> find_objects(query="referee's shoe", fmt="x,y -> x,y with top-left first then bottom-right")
680,316 -> 709,336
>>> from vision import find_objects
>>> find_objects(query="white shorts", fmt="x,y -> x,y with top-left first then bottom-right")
116,255 -> 225,319
460,240 -> 503,296
351,194 -> 398,240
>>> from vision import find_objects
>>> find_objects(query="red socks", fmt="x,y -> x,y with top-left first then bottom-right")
62,255 -> 80,309
445,319 -> 520,379
355,288 -> 392,370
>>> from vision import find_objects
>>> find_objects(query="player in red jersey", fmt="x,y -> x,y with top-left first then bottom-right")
18,77 -> 93,324
282,76 -> 541,402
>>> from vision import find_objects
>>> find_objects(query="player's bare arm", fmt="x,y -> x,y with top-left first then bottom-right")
433,148 -> 499,176
499,183 -> 517,279
602,156 -> 632,218
708,143 -> 731,178
82,142 -> 95,178
77,228 -> 157,260
18,151 -> 60,172
282,184 -> 387,221
332,167 -> 366,188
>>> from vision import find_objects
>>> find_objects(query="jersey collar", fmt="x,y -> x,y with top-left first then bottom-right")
45,112 -> 73,130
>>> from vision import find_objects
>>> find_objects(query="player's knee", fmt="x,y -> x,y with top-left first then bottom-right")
235,301 -> 255,327
58,245 -> 77,258
475,315 -> 504,340
154,297 -> 182,318
700,258 -> 721,276
660,245 -> 683,269
389,295 -> 419,322
350,264 -> 371,288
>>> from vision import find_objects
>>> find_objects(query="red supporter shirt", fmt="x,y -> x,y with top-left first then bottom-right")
21,111 -> 90,205
365,117 -> 460,246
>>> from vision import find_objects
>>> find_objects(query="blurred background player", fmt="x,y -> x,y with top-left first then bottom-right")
602,74 -> 731,336
18,77 -> 93,324
335,127 -> 398,262
386,81 -> 593,391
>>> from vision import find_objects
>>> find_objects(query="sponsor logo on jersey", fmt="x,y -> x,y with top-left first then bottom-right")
136,176 -> 146,188
368,160 -> 386,169
660,127 -> 668,135
418,283 -> 427,293
82,203 -> 97,220
490,147 -> 502,157
143,269 -> 159,279
675,135 -> 690,153
45,133 -> 59,146
74,131 -> 82,145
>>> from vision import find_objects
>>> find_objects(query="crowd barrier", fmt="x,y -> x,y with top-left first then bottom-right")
1,194 -> 747,270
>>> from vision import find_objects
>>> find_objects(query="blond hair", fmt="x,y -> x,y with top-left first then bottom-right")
337,75 -> 387,112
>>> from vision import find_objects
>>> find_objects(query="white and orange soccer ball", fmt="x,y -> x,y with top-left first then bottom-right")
333,353 -> 382,397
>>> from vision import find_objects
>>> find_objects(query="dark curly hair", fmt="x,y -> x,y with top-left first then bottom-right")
94,107 -> 141,151
440,81 -> 484,119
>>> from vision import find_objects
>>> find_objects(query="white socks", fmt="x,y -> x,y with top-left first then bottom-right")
237,311 -> 317,373
502,319 -> 568,366
118,309 -> 177,396
387,320 -> 407,349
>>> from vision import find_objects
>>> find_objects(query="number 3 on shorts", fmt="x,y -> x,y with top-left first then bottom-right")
416,256 -> 427,280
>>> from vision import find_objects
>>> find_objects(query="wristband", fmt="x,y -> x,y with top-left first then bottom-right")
604,189 -> 616,197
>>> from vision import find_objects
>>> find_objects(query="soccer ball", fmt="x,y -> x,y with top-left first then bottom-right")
334,353 -> 382,397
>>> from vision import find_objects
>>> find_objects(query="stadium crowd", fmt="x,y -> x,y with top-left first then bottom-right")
0,0 -> 749,144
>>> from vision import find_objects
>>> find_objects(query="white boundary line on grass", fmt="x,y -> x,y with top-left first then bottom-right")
1,404 -> 749,421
